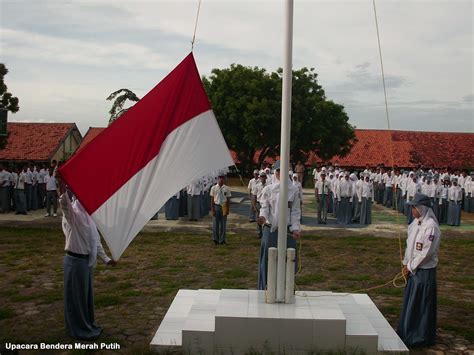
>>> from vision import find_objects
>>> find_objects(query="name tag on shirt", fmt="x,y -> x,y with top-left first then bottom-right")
416,242 -> 423,251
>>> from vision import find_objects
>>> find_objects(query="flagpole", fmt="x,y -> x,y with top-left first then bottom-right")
276,0 -> 294,303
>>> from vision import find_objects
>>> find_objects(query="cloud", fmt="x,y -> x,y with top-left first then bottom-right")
463,94 -> 474,103
346,62 -> 408,92
1,0 -> 472,134
1,28 -> 174,70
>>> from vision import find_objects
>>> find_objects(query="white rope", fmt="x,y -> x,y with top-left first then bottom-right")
191,0 -> 202,51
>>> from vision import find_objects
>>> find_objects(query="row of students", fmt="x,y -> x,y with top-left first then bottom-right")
0,163 -> 59,216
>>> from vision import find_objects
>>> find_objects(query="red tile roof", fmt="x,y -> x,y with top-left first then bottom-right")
77,127 -> 474,170
309,129 -> 474,169
77,127 -> 106,153
0,122 -> 78,161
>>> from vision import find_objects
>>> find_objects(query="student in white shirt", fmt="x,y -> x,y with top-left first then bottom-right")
360,174 -> 374,225
187,179 -> 202,221
0,164 -> 10,213
315,171 -> 331,224
438,178 -> 450,224
336,172 -> 353,225
14,166 -> 27,215
252,172 -> 270,239
398,194 -> 440,347
58,177 -> 116,340
210,174 -> 232,245
257,160 -> 301,290
467,173 -> 474,213
44,167 -> 59,217
447,178 -> 462,226
248,170 -> 260,222
292,173 -> 303,223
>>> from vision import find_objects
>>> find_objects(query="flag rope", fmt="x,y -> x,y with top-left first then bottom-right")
372,0 -> 407,289
191,0 -> 202,51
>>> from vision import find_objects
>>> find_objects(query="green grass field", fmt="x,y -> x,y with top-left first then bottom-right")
1,226 -> 473,353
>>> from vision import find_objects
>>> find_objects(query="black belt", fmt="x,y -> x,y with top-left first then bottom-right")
264,223 -> 291,229
66,251 -> 89,259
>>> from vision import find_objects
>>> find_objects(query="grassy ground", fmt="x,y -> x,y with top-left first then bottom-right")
0,225 -> 473,353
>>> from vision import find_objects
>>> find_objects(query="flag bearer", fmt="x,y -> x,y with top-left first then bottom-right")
58,177 -> 116,340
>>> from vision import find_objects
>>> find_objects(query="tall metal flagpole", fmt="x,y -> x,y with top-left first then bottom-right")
276,0 -> 294,303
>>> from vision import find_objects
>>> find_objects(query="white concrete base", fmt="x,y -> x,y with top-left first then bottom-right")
150,289 -> 408,354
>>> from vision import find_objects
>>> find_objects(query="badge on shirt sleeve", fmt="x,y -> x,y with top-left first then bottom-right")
416,242 -> 423,251
428,235 -> 435,242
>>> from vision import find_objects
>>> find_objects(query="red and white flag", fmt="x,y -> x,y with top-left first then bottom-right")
59,53 -> 234,260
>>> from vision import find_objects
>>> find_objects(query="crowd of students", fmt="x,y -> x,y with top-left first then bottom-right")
247,162 -> 473,227
0,160 -> 60,216
313,165 -> 473,226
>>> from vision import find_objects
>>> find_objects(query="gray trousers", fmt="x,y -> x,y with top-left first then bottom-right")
64,254 -> 102,340
212,205 -> 227,244
46,190 -> 58,214
317,194 -> 329,223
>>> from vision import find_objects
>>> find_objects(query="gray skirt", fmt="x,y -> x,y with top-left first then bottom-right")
447,201 -> 461,226
359,197 -> 372,225
337,197 -> 352,225
397,268 -> 437,347
165,196 -> 180,220
64,254 -> 101,340
187,194 -> 201,220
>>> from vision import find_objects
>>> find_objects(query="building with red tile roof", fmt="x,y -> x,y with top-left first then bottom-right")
0,122 -> 82,165
76,127 -> 105,153
308,129 -> 473,170
78,127 -> 474,171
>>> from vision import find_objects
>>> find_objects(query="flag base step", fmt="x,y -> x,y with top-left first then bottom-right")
150,289 -> 408,354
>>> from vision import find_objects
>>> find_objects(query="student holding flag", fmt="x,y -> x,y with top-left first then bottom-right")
58,174 -> 116,340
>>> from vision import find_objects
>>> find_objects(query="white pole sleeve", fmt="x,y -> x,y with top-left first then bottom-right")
266,247 -> 277,304
285,248 -> 296,304
276,0 -> 294,303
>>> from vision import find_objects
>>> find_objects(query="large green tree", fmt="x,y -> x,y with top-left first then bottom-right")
106,88 -> 139,125
202,65 -> 356,173
0,63 -> 20,113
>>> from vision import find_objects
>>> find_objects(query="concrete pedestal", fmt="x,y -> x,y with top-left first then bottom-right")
150,289 -> 408,354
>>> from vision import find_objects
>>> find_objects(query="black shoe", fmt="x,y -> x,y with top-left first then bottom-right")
213,240 -> 219,245
220,241 -> 227,245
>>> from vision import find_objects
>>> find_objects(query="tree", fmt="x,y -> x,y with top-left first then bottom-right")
0,63 -> 20,113
106,89 -> 139,125
202,65 -> 356,174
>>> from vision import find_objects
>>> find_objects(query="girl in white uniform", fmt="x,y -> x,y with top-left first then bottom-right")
397,193 -> 440,347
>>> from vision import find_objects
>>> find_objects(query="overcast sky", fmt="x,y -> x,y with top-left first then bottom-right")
1,0 -> 472,135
